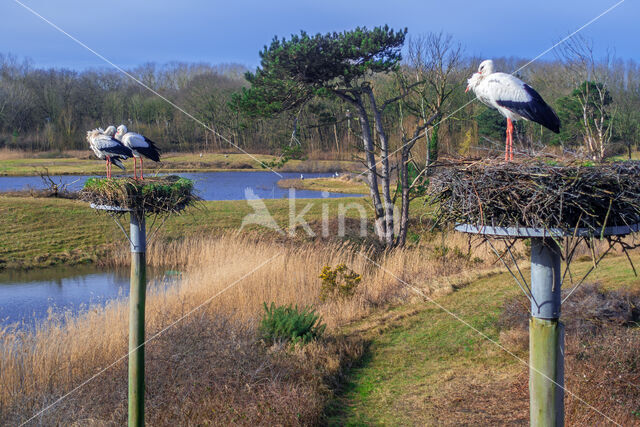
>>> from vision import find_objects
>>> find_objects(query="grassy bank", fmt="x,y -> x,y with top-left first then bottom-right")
0,151 -> 359,176
0,195 -> 372,269
278,176 -> 370,194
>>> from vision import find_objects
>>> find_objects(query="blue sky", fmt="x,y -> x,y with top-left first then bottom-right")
1,0 -> 636,70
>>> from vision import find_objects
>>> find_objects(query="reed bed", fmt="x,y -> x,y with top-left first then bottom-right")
0,231 -> 497,424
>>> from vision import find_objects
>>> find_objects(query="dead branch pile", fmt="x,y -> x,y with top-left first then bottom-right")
429,160 -> 640,234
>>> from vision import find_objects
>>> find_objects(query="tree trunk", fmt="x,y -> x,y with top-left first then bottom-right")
396,144 -> 411,247
367,87 -> 394,246
427,121 -> 439,175
353,94 -> 386,241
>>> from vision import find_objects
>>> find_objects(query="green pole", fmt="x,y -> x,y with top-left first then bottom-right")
530,318 -> 565,426
129,211 -> 146,427
529,238 -> 564,427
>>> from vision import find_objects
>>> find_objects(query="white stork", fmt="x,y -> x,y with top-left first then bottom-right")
115,125 -> 161,180
104,125 -> 117,137
87,128 -> 133,178
466,59 -> 560,161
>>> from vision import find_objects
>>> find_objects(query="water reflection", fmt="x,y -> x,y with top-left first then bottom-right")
0,265 -> 177,328
0,171 -> 358,201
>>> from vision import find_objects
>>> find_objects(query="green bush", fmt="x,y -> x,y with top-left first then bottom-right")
259,302 -> 326,345
319,264 -> 362,302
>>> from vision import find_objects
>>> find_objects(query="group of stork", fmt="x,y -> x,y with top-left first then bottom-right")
85,59 -> 559,176
86,125 -> 161,179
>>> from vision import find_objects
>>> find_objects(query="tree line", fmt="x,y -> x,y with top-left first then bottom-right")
0,34 -> 639,161
234,27 -> 640,247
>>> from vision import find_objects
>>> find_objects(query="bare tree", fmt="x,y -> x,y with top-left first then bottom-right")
393,33 -> 465,246
558,36 -> 615,161
405,33 -> 466,171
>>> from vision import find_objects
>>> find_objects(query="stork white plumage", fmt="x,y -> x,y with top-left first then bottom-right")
104,125 -> 117,137
466,59 -> 560,161
87,128 -> 133,178
115,125 -> 161,180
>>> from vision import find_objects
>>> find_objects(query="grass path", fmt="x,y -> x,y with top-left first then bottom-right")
328,255 -> 640,425
328,271 -> 522,425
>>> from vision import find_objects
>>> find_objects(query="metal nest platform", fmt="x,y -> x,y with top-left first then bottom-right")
90,203 -> 133,212
455,223 -> 640,238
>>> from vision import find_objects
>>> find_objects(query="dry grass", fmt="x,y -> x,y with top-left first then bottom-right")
0,148 -> 27,160
0,149 -> 88,161
0,231 -> 498,425
495,284 -> 640,426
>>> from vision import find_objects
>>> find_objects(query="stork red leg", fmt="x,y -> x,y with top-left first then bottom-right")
140,157 -> 144,180
106,156 -> 111,179
505,121 -> 510,162
505,118 -> 515,162
133,157 -> 138,180
510,121 -> 513,161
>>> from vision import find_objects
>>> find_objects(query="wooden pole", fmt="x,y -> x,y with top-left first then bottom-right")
529,238 -> 564,427
129,211 -> 146,427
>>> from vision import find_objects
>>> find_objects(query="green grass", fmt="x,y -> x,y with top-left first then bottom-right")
0,195 -> 371,269
278,177 -> 370,194
327,271 -> 519,425
0,153 -> 359,176
327,254 -> 640,424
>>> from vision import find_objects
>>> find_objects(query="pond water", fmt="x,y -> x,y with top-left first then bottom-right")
0,171 -> 357,201
0,265 -> 179,328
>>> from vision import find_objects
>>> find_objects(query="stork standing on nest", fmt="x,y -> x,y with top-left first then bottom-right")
466,59 -> 560,161
115,125 -> 161,180
87,127 -> 133,178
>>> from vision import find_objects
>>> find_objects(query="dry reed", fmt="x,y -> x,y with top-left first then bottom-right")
0,231 -> 498,424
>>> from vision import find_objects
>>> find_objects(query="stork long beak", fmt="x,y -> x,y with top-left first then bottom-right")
465,85 -> 470,93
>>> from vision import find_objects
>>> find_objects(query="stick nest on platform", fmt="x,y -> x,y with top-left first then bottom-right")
429,160 -> 640,234
81,175 -> 198,214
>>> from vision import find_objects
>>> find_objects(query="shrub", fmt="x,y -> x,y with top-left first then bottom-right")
319,264 -> 362,302
259,302 -> 326,345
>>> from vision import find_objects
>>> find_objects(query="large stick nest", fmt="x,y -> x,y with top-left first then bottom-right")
81,176 -> 198,214
429,160 -> 640,234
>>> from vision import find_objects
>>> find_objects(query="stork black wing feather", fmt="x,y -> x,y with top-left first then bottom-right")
105,142 -> 133,158
497,84 -> 561,133
137,136 -> 161,162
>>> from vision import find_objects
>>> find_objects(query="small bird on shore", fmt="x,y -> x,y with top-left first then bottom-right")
115,125 -> 161,180
87,128 -> 132,178
466,59 -> 560,161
